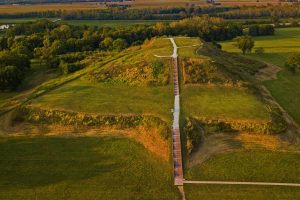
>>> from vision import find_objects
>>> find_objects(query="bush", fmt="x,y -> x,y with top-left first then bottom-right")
255,47 -> 265,54
60,61 -> 84,74
113,38 -> 128,51
0,65 -> 24,90
184,117 -> 203,155
15,106 -> 170,139
46,57 -> 60,69
151,60 -> 164,79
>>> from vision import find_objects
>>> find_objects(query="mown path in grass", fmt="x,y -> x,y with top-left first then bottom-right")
0,136 -> 180,200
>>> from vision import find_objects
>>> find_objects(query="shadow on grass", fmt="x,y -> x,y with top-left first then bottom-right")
0,137 -> 124,189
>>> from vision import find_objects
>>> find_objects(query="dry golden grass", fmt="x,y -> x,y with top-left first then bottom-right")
1,119 -> 170,160
0,3 -> 101,14
236,132 -> 282,151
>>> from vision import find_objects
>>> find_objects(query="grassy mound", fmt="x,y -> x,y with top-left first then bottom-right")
221,27 -> 300,126
88,38 -> 173,86
0,136 -> 180,199
181,41 -> 266,86
29,79 -> 173,123
176,37 -> 286,155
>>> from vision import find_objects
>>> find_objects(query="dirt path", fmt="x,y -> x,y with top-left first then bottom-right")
255,62 -> 282,81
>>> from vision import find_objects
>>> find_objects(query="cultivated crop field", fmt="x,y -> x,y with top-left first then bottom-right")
221,27 -> 300,125
0,3 -> 100,14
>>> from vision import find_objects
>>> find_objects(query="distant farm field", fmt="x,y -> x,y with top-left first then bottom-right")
220,27 -> 300,125
0,3 -> 100,14
0,136 -> 179,199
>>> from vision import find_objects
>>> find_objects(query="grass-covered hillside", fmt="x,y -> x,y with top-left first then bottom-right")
27,38 -> 174,121
176,37 -> 300,200
175,37 -> 284,153
88,38 -> 172,86
221,27 -> 300,126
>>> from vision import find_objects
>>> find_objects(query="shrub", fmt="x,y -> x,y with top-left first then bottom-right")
184,117 -> 203,155
60,61 -> 84,74
15,106 -> 171,139
255,47 -> 265,54
0,65 -> 24,91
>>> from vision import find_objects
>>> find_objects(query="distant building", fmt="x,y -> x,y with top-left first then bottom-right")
0,24 -> 11,31
206,0 -> 221,5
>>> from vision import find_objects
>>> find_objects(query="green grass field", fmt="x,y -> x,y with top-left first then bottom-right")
0,18 -> 57,24
187,151 -> 300,182
185,184 -> 300,200
62,20 -> 170,27
182,85 -> 269,121
185,150 -> 300,199
31,79 -> 173,123
0,136 -> 180,199
0,18 -> 169,27
175,37 -> 203,58
220,27 -> 300,125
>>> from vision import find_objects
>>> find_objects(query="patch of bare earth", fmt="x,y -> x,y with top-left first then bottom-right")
187,132 -> 291,168
255,62 -> 282,82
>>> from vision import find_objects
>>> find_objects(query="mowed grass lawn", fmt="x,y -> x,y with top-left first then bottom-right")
185,150 -> 300,199
175,37 -> 203,58
182,85 -> 269,121
220,27 -> 300,125
31,79 -> 173,123
0,136 -> 179,200
185,184 -> 300,200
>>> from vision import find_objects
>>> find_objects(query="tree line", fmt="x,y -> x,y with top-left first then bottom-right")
217,4 -> 300,19
0,6 -> 237,20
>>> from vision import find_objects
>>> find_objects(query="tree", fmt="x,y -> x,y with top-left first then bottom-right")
155,22 -> 167,36
285,54 -> 300,75
99,37 -> 113,50
112,38 -> 128,51
234,35 -> 255,55
0,65 -> 24,91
